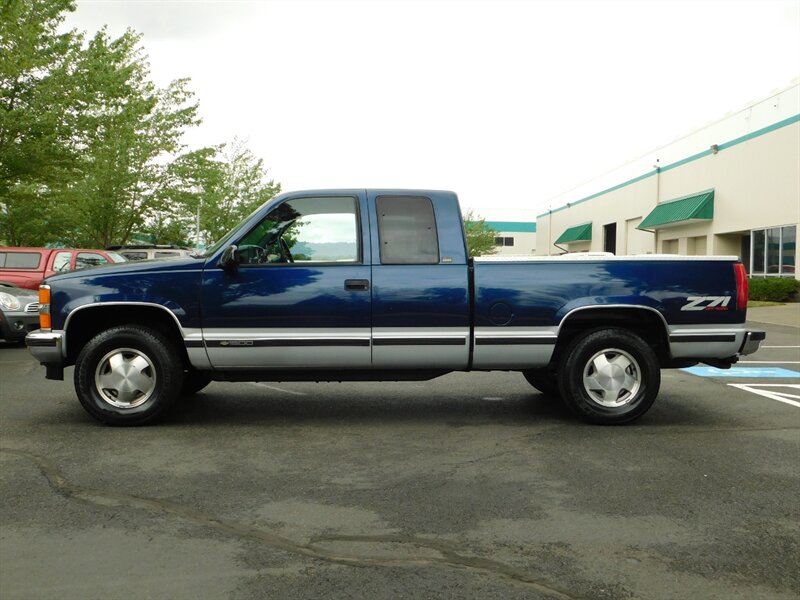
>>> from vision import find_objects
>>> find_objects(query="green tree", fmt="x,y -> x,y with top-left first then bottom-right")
463,210 -> 498,257
64,29 -> 200,248
0,0 -> 83,245
155,146 -> 222,246
166,139 -> 280,247
0,2 -> 280,249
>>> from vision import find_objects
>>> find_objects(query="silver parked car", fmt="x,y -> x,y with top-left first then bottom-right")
0,284 -> 39,344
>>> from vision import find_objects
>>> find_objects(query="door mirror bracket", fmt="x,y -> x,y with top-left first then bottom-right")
219,245 -> 239,270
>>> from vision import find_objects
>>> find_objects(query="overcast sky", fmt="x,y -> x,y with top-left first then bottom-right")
64,0 -> 800,221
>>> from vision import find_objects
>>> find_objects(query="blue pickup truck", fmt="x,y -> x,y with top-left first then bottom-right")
26,189 -> 765,426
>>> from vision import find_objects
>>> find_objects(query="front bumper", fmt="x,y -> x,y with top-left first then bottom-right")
739,330 -> 766,356
26,330 -> 66,378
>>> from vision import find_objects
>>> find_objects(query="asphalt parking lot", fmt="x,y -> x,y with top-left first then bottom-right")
1,309 -> 798,600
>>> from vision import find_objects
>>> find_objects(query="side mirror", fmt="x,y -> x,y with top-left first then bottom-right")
219,245 -> 239,270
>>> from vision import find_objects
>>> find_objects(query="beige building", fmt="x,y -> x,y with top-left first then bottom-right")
536,80 -> 799,278
486,221 -> 537,256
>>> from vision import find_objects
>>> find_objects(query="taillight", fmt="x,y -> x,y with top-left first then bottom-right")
39,285 -> 51,330
734,263 -> 748,311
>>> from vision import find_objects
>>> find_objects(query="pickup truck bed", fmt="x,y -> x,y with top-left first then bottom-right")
26,189 -> 765,426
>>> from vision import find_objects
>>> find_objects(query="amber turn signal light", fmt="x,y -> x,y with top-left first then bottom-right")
39,285 -> 51,330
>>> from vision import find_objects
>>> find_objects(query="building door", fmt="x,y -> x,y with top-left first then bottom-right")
625,217 -> 650,255
604,223 -> 617,254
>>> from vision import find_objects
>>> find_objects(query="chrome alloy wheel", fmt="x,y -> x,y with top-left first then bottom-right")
93,348 -> 157,409
582,347 -> 641,407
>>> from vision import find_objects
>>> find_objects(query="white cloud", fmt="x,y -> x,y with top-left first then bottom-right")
66,0 -> 800,220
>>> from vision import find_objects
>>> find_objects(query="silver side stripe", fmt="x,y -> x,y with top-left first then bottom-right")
667,324 -> 746,359
373,330 -> 467,346
475,336 -> 557,345
188,337 -> 468,348
188,328 -> 561,348
474,327 -> 558,346
188,328 -> 371,349
669,334 -> 736,343
372,327 -> 469,347
205,338 -> 371,348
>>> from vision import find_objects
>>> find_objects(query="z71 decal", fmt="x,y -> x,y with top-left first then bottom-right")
681,296 -> 732,311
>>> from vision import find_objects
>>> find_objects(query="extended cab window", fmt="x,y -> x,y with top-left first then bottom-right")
238,196 -> 359,265
376,196 -> 439,264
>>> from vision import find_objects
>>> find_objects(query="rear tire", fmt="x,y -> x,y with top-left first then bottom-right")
74,325 -> 183,426
558,328 -> 660,425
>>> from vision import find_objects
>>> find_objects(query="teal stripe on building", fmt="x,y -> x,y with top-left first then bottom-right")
537,113 -> 800,218
486,221 -> 537,233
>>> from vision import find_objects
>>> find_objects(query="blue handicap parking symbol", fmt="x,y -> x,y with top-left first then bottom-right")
682,366 -> 800,379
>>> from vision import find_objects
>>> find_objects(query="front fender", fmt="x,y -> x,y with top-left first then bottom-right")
49,266 -> 203,330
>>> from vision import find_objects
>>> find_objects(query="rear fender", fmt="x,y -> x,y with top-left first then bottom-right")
555,304 -> 671,364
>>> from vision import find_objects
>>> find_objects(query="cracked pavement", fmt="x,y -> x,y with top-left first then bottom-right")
1,324 -> 798,599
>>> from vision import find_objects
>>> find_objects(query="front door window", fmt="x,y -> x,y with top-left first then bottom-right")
237,196 -> 360,266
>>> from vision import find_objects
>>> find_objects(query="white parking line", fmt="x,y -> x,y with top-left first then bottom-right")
763,346 -> 800,349
248,382 -> 306,396
739,361 -> 800,364
728,384 -> 800,408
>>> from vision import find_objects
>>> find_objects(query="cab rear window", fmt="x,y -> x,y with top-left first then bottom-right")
376,196 -> 439,264
0,252 -> 41,269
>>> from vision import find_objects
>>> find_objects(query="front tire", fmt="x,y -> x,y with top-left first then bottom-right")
74,325 -> 183,426
558,328 -> 660,425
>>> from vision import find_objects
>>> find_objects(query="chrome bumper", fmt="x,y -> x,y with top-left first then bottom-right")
739,330 -> 766,356
26,330 -> 65,366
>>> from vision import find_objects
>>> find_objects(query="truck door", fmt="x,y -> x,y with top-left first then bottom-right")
201,192 -> 372,369
369,192 -> 470,369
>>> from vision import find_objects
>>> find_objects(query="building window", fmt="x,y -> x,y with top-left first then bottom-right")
688,235 -> 707,256
494,237 -> 514,247
750,225 -> 796,276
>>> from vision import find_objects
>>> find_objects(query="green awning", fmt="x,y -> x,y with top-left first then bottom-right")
555,222 -> 592,244
638,190 -> 714,230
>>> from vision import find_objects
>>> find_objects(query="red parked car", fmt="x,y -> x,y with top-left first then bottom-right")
0,247 -> 127,290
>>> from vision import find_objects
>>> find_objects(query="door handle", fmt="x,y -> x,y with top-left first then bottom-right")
344,279 -> 369,291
